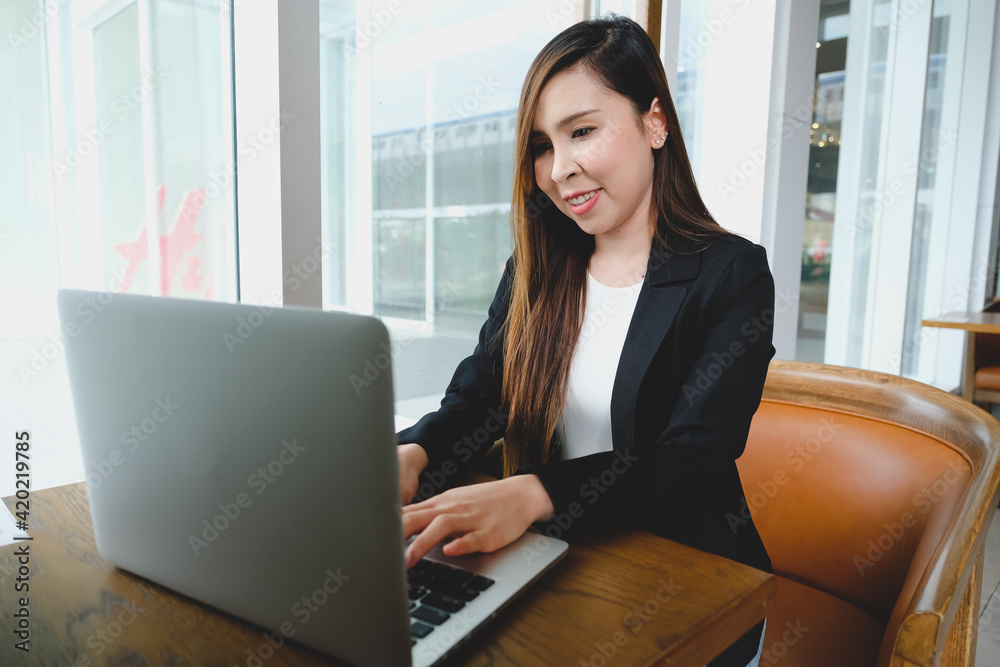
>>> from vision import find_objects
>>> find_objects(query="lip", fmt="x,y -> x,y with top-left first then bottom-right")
564,188 -> 602,215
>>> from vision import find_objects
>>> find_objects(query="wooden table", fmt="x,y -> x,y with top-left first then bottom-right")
0,482 -> 774,666
921,310 -> 1000,401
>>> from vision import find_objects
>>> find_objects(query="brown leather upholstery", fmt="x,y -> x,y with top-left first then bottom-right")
760,576 -> 885,666
741,401 -> 971,619
974,365 -> 1000,392
737,393 -> 972,665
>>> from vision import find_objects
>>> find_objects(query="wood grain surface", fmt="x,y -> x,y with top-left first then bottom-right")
921,311 -> 1000,333
0,481 -> 773,666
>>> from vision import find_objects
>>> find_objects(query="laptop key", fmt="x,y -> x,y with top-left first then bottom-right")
410,621 -> 434,639
427,582 -> 479,602
408,585 -> 428,600
440,569 -> 476,587
421,592 -> 465,613
466,575 -> 496,592
414,560 -> 449,577
411,605 -> 450,626
410,560 -> 432,575
423,563 -> 454,583
425,561 -> 453,576
407,571 -> 431,587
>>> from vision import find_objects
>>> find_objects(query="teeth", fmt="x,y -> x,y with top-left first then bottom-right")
569,191 -> 596,205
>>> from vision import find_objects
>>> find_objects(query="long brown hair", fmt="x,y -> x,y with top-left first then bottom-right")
501,14 -> 729,476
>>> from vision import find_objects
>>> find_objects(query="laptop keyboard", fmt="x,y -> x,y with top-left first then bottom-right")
407,559 -> 495,644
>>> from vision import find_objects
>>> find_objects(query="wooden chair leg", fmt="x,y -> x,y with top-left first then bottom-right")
964,333 -> 976,402
941,547 -> 983,667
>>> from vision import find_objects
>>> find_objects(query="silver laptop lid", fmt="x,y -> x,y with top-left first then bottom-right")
57,289 -> 412,667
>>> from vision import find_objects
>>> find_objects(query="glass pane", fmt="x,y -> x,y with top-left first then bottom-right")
592,0 -> 635,15
900,0 -> 964,381
796,0 -> 851,362
843,1 -> 894,367
319,2 -> 355,308
0,0 -> 236,495
796,0 -> 892,365
674,0 -> 711,180
319,0 -> 588,414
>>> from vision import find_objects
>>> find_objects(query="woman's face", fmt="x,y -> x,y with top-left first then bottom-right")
530,65 -> 663,240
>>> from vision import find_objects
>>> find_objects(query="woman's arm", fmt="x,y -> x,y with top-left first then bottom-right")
397,443 -> 429,505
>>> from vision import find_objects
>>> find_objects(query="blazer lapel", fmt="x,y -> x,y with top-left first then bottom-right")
610,232 -> 702,451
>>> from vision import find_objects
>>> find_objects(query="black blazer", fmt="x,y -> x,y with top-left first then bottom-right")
399,225 -> 773,552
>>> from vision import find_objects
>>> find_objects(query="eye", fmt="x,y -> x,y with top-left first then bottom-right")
531,141 -> 552,157
572,127 -> 595,139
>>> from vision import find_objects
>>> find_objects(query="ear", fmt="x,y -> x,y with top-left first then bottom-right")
644,97 -> 669,148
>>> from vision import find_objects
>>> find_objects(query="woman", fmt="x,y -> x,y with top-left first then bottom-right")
396,15 -> 773,667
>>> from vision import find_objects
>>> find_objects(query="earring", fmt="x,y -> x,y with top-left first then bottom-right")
654,133 -> 667,145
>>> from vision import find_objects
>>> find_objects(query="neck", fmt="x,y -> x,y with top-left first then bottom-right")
589,209 -> 656,287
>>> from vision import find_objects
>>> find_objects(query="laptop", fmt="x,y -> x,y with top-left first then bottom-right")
56,289 -> 568,667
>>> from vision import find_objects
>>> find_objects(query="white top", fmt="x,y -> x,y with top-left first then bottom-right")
556,271 -> 644,460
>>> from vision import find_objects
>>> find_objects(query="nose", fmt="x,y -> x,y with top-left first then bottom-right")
549,145 -> 579,183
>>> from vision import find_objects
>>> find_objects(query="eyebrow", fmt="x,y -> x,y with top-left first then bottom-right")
530,109 -> 601,137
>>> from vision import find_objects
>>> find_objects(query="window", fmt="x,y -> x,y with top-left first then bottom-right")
1,0 -> 236,495
317,0 -> 589,418
815,0 -> 995,389
796,0 -> 862,363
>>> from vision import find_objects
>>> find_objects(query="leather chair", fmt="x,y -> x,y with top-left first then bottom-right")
738,360 -> 1000,666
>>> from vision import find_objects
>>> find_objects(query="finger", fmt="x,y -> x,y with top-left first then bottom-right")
441,531 -> 483,557
406,514 -> 459,566
401,506 -> 439,539
401,494 -> 439,513
401,500 -> 424,514
405,514 -> 467,568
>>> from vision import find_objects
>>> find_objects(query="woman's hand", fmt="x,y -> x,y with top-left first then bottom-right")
398,443 -> 429,505
401,474 -> 555,568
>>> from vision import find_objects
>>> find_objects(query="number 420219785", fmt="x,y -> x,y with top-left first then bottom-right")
14,431 -> 30,525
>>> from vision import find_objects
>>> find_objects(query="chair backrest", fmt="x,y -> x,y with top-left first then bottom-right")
740,401 -> 970,617
974,330 -> 1000,369
737,361 -> 1000,667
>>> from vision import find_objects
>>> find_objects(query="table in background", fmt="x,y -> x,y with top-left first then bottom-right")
1,481 -> 774,666
921,310 -> 1000,401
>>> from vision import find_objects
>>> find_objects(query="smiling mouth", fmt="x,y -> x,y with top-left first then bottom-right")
567,190 -> 599,205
